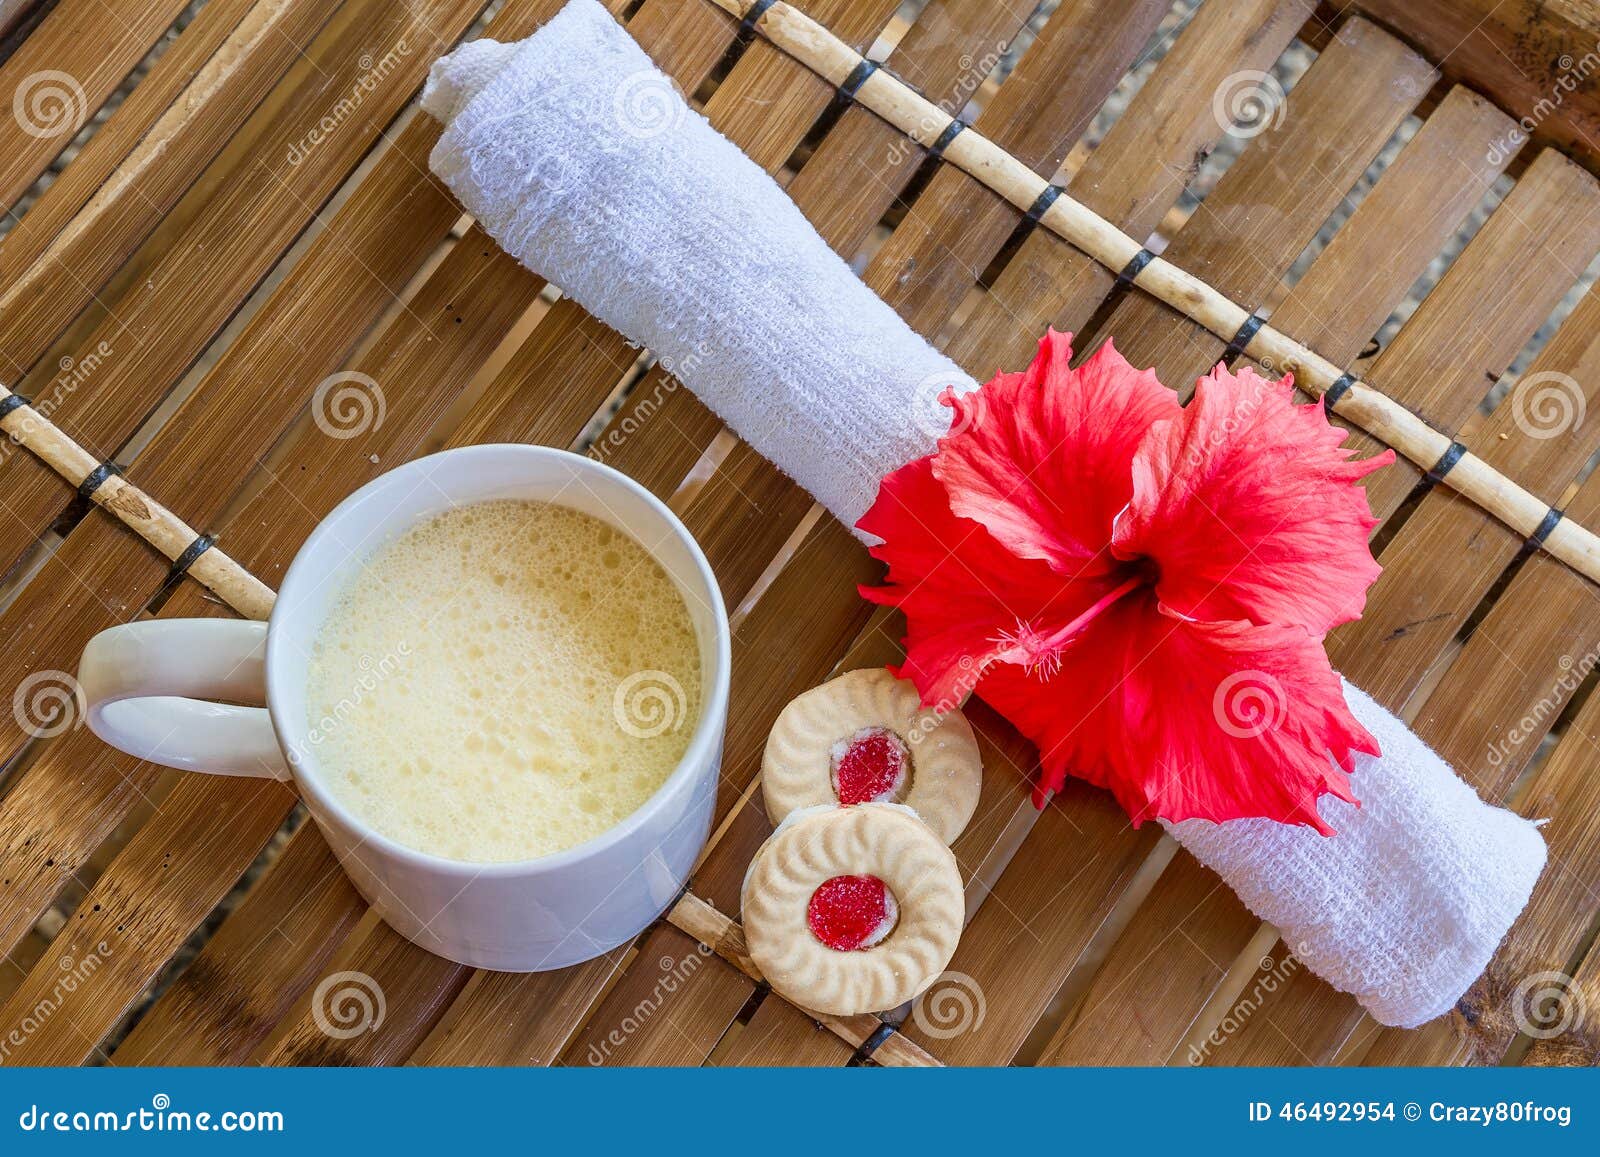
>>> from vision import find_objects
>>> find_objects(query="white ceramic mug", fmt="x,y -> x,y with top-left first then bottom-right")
77,445 -> 731,971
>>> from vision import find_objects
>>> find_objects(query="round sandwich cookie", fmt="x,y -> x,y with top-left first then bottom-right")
741,803 -> 964,1017
762,667 -> 981,845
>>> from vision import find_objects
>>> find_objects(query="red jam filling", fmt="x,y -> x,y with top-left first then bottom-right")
806,874 -> 897,951
830,727 -> 908,805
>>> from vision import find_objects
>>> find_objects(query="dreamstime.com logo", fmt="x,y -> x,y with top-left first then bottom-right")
310,970 -> 386,1040
286,41 -> 411,166
1486,42 -> 1600,165
910,971 -> 986,1039
302,644 -> 412,751
585,942 -> 713,1064
1212,70 -> 1286,139
1510,370 -> 1585,440
613,669 -> 688,739
1512,970 -> 1587,1040
13,69 -> 87,140
1212,670 -> 1287,739
612,69 -> 685,140
1486,651 -> 1598,769
1187,948 -> 1302,1064
884,38 -> 1007,168
588,340 -> 710,464
907,368 -> 982,445
1,341 -> 114,466
1,944 -> 114,1063
906,654 -> 980,747
17,1093 -> 283,1134
12,670 -> 86,740
311,370 -> 386,440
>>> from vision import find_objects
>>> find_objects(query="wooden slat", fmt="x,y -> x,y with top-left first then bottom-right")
1293,466 -> 1600,1068
254,917 -> 468,1066
1457,684 -> 1600,1063
1329,281 -> 1600,707
1331,0 -> 1600,175
866,0 -> 1171,331
1254,87 -> 1515,372
783,0 -> 1034,255
0,0 -> 345,366
0,771 -> 297,1065
1090,17 -> 1433,391
113,822 -> 363,1065
0,0 -> 264,284
943,0 -> 1312,376
1352,148 -> 1600,523
0,0 -> 192,209
0,0 -> 484,580
1039,852 -> 1258,1066
1409,466 -> 1600,802
717,996 -> 857,1066
408,949 -> 627,1065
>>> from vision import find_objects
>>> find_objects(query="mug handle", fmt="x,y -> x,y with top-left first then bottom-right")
77,620 -> 291,781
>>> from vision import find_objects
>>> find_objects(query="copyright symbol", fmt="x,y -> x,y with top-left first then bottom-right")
1403,1103 -> 1420,1121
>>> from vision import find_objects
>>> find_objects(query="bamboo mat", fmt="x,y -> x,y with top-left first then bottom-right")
0,0 -> 1596,1068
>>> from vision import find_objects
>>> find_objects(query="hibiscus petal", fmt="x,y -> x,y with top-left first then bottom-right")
857,456 -> 1110,705
978,599 -> 1377,832
1115,362 -> 1392,634
934,330 -> 1180,576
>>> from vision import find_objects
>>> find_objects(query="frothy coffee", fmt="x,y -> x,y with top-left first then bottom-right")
305,498 -> 702,863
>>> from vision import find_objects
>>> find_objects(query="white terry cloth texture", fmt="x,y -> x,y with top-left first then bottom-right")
421,0 -> 974,535
1168,681 -> 1544,1028
423,0 -> 1547,1028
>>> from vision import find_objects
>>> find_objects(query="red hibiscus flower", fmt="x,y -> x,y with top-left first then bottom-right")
859,330 -> 1392,833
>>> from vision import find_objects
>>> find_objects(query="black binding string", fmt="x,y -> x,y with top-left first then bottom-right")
928,117 -> 968,158
1426,441 -> 1469,482
1114,247 -> 1155,291
839,59 -> 878,103
852,1020 -> 897,1064
739,0 -> 777,38
76,461 -> 122,503
1024,183 -> 1063,226
1223,313 -> 1267,362
0,392 -> 30,420
1529,507 -> 1565,549
1322,372 -> 1356,412
170,532 -> 216,578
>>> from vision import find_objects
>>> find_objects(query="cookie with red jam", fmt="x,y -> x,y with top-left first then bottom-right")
762,668 -> 981,845
741,803 -> 963,1016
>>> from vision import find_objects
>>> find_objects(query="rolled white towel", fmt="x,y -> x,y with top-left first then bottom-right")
422,0 -> 1546,1028
422,0 -> 972,534
1169,681 -> 1544,1028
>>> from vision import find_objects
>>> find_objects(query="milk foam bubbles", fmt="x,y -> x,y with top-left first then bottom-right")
305,499 -> 702,863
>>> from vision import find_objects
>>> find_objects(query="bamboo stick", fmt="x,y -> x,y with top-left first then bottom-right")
718,0 -> 1600,587
0,388 -> 275,620
665,890 -> 942,1066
